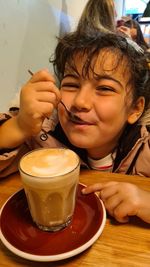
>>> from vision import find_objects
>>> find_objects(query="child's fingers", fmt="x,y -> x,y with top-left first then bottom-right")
21,81 -> 61,108
102,192 -> 122,212
29,69 -> 55,83
112,201 -> 130,223
100,183 -> 119,200
35,102 -> 56,118
82,183 -> 104,194
36,91 -> 57,103
82,181 -> 118,194
33,82 -> 61,104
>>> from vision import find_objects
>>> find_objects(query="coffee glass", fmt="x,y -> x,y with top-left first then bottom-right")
19,148 -> 80,232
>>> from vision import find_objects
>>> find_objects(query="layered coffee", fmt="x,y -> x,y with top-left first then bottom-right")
19,148 -> 80,231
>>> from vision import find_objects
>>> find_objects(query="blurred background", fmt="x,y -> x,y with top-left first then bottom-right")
121,0 -> 150,45
0,0 -> 149,111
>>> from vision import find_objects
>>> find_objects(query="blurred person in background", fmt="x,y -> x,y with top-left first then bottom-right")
76,0 -> 116,34
76,0 -> 134,40
117,19 -> 149,51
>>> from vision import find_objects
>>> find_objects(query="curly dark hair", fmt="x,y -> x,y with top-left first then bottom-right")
50,30 -> 150,173
51,30 -> 150,110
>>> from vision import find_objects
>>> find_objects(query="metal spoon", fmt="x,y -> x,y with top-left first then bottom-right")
27,70 -> 82,141
39,101 -> 82,141
28,69 -> 49,141
28,70 -> 82,122
59,101 -> 82,122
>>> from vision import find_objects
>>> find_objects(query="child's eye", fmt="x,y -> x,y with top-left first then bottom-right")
96,86 -> 115,93
61,83 -> 79,90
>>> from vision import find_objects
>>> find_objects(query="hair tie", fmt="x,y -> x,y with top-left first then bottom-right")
126,38 -> 144,54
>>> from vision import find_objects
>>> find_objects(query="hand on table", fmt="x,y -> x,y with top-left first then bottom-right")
82,181 -> 150,223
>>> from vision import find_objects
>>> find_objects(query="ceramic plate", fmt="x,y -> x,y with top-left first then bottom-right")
0,184 -> 106,262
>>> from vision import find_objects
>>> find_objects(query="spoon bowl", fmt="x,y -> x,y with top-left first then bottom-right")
59,101 -> 82,122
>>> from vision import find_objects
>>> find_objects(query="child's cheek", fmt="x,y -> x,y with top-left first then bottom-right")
95,101 -> 120,121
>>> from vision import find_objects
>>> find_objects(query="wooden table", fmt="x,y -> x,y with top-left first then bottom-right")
1,170 -> 150,267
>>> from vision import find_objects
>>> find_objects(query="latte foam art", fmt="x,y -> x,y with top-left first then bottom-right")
20,148 -> 79,177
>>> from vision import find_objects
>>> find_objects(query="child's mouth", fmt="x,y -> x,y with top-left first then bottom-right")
70,117 -> 93,125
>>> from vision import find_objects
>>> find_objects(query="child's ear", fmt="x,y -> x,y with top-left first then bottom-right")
127,97 -> 145,124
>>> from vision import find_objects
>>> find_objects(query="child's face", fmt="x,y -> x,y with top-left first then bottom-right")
58,49 -> 139,159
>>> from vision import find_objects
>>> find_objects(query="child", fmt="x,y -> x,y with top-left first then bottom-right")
0,31 -> 150,223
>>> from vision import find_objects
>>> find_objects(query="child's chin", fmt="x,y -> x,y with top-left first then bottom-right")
67,137 -> 90,149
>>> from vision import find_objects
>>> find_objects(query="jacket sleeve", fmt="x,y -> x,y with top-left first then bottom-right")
113,126 -> 150,177
133,137 -> 150,177
0,111 -> 62,178
0,112 -> 30,177
0,144 -> 30,178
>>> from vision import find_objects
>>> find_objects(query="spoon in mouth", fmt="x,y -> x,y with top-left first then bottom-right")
28,70 -> 82,122
59,101 -> 82,122
28,69 -> 83,127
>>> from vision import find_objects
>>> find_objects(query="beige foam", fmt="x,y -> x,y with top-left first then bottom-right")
20,148 -> 79,177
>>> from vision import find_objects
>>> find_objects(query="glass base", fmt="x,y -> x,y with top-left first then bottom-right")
36,218 -> 72,232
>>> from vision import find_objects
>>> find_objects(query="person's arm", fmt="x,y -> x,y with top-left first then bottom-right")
82,181 -> 150,223
0,69 -> 61,150
0,116 -> 31,149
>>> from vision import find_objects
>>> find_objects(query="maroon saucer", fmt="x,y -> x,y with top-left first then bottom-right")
0,184 -> 106,262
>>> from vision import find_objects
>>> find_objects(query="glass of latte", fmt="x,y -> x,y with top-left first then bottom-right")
19,148 -> 80,232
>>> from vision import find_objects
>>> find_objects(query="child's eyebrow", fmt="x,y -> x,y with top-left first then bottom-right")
96,75 -> 124,88
62,74 -> 79,79
62,74 -> 124,88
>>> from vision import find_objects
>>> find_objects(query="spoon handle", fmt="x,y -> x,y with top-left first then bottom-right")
28,69 -> 33,76
28,69 -> 48,141
60,101 -> 70,113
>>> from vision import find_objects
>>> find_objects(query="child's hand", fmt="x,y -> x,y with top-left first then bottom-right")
82,181 -> 150,223
17,69 -> 61,136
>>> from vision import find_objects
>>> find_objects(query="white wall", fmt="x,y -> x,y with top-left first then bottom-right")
0,0 -> 123,111
0,0 -> 88,111
114,0 -> 124,19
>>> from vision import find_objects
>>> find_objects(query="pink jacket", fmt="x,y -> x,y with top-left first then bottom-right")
0,112 -> 150,178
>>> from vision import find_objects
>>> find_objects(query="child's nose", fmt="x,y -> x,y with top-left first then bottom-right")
73,86 -> 93,110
